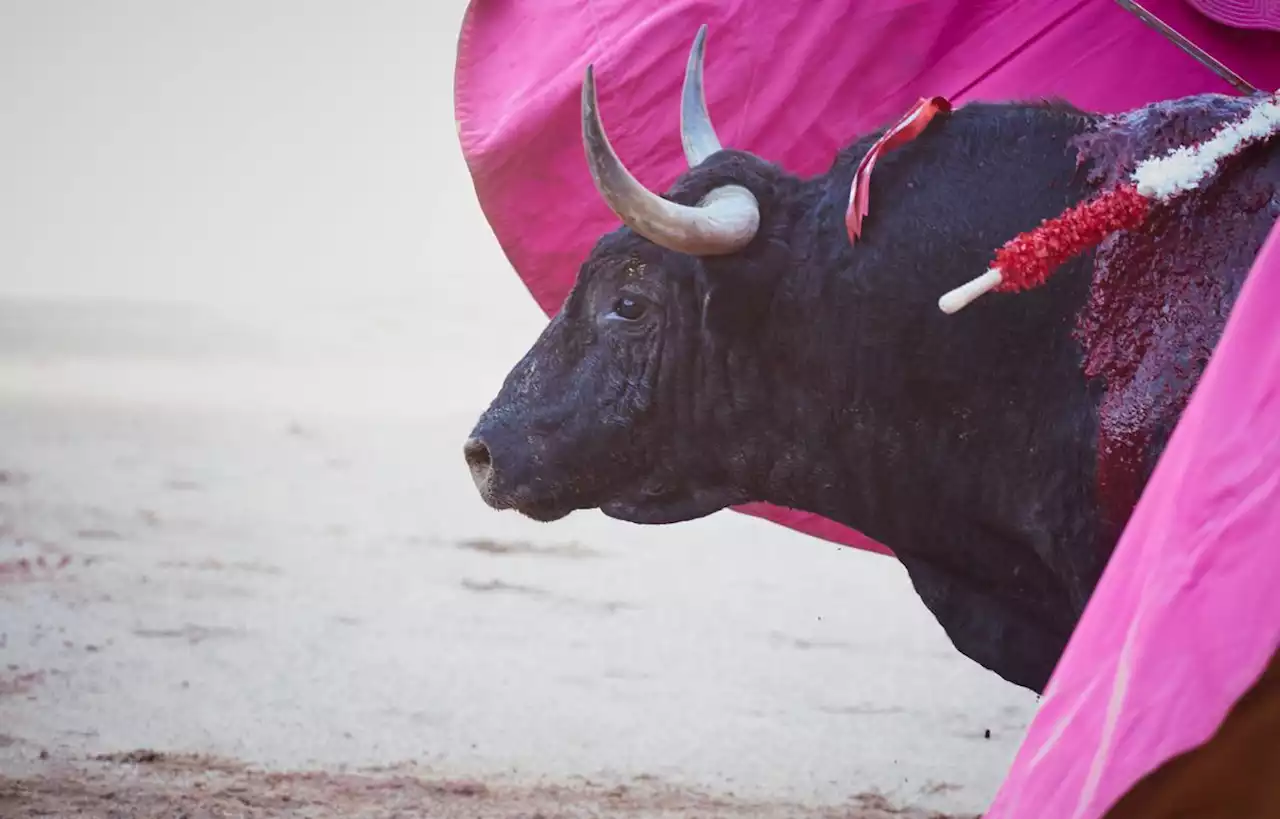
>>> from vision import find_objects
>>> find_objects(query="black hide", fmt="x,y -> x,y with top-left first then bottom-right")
468,95 -> 1279,692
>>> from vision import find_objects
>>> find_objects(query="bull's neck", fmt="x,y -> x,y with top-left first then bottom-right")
746,102 -> 1098,551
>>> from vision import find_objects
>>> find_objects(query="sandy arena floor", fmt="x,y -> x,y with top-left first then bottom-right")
0,302 -> 1036,818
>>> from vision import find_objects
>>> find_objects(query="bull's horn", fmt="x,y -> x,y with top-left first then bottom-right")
581,63 -> 760,256
681,25 -> 723,167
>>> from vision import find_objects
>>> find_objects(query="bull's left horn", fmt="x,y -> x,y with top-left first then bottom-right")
681,25 -> 723,167
582,63 -> 760,256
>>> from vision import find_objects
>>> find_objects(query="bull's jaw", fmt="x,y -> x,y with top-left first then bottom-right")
487,487 -> 728,526
508,500 -> 574,523
481,474 -> 741,526
600,484 -> 746,525
481,490 -> 576,523
470,472 -> 576,523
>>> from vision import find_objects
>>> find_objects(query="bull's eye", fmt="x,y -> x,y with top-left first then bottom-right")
611,296 -> 647,321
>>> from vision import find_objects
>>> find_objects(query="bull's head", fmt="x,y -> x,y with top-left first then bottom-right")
466,27 -> 802,524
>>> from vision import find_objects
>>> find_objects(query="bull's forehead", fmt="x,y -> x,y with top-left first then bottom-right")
582,230 -> 696,288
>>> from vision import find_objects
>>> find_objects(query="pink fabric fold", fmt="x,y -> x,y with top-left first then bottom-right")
985,220 -> 1280,819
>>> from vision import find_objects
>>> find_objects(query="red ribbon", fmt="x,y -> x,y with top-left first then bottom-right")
845,96 -> 952,243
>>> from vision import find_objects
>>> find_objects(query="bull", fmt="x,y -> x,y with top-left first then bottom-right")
464,27 -> 1280,692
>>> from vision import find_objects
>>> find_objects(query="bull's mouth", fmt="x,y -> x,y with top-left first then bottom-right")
513,498 -> 574,523
469,439 -> 743,526
600,483 -> 745,525
478,488 -> 575,523
486,482 -> 739,526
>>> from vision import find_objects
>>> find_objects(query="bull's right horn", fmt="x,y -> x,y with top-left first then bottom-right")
581,57 -> 760,256
681,24 -> 724,167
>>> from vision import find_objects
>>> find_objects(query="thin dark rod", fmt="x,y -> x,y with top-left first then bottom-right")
1114,0 -> 1259,95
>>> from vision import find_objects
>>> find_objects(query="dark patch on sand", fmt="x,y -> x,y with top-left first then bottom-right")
0,555 -> 73,584
770,631 -> 854,652
457,537 -> 601,559
74,528 -> 122,541
0,670 -> 46,698
286,422 -> 315,439
463,575 -> 637,614
461,578 -> 550,598
460,578 -> 634,614
920,782 -> 963,796
95,749 -> 166,764
818,703 -> 908,718
157,559 -> 282,576
133,624 -> 247,645
0,469 -> 30,488
92,749 -> 246,772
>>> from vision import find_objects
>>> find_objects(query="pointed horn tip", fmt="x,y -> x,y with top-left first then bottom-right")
690,24 -> 708,56
581,64 -> 598,111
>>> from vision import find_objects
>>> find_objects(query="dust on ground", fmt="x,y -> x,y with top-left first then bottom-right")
1,750 -> 970,819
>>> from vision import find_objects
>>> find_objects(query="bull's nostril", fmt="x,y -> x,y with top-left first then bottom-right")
465,436 -> 508,509
464,437 -> 493,474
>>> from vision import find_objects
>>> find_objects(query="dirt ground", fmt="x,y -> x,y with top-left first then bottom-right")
0,386 -> 1033,817
0,751 -> 971,819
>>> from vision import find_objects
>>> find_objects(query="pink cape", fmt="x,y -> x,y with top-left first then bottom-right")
985,206 -> 1280,817
455,1 -> 1280,814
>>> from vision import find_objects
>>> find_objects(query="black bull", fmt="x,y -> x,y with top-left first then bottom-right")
464,29 -> 1280,692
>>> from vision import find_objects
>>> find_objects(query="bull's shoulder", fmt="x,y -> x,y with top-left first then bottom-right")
1073,92 -> 1280,526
